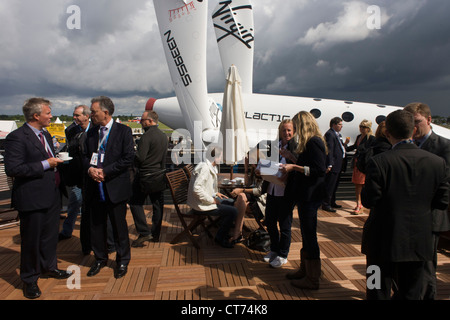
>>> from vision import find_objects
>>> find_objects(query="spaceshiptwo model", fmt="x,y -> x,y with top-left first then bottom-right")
147,0 -> 450,155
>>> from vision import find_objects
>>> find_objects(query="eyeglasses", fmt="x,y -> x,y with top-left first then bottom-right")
140,118 -> 150,123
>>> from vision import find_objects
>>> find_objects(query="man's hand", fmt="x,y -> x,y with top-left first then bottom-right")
47,157 -> 64,168
88,167 -> 105,182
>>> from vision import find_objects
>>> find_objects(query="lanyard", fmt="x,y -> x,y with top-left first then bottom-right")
97,127 -> 111,153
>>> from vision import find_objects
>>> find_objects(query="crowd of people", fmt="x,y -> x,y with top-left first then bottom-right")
3,97 -> 449,300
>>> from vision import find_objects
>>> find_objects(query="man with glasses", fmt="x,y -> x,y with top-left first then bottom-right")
129,110 -> 169,247
59,106 -> 90,250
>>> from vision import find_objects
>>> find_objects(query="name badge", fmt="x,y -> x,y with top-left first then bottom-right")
90,153 -> 98,166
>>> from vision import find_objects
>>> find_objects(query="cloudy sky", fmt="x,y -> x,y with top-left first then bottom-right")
1,0 -> 449,117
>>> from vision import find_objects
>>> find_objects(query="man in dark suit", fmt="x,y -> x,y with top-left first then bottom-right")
84,96 -> 135,279
361,110 -> 449,300
404,102 -> 450,299
4,98 -> 72,299
129,110 -> 168,246
59,105 -> 91,252
322,117 -> 349,212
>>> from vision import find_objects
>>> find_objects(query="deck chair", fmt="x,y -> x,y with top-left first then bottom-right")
0,163 -> 19,229
166,168 -> 214,248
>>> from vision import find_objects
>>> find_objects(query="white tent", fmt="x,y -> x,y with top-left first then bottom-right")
54,117 -> 62,123
0,121 -> 18,139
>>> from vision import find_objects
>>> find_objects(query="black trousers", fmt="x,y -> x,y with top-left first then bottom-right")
19,189 -> 61,284
366,256 -> 426,300
323,171 -> 340,207
89,195 -> 131,266
129,177 -> 164,238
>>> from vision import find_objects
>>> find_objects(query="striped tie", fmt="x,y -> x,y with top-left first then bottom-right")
39,132 -> 60,186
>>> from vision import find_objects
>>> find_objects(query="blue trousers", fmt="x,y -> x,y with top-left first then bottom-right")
61,186 -> 82,237
265,194 -> 294,258
195,203 -> 237,241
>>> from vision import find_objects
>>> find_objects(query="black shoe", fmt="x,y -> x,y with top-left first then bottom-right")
41,269 -> 72,279
87,261 -> 107,277
331,203 -> 342,209
58,233 -> 72,241
23,282 -> 41,299
321,206 -> 336,213
131,234 -> 153,247
231,235 -> 245,244
114,264 -> 128,279
215,237 -> 234,248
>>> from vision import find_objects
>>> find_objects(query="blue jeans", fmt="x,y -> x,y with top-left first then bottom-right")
61,186 -> 82,237
265,194 -> 294,258
195,204 -> 237,241
297,200 -> 321,259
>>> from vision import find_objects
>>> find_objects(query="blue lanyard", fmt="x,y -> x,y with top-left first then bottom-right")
98,127 -> 111,153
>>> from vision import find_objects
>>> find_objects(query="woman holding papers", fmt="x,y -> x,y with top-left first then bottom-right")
261,119 -> 298,269
282,111 -> 327,290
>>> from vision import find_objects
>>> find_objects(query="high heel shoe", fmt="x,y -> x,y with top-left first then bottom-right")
351,205 -> 363,215
231,235 -> 244,244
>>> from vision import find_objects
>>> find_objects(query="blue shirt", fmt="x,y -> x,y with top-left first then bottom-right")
26,123 -> 53,171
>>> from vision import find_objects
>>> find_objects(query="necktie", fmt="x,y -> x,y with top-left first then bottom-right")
39,132 -> 60,186
98,127 -> 107,202
39,132 -> 53,158
98,127 -> 108,168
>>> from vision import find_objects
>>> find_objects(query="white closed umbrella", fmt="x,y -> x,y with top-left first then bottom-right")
219,65 -> 249,178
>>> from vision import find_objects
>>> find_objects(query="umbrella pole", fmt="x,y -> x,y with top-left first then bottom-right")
230,165 -> 233,180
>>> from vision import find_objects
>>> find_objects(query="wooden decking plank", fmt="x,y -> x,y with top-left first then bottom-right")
0,200 -> 448,300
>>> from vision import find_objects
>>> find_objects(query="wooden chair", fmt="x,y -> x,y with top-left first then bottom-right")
166,168 -> 213,249
0,163 -> 19,229
182,164 -> 195,180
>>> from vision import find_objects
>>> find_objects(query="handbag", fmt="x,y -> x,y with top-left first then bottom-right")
139,169 -> 167,193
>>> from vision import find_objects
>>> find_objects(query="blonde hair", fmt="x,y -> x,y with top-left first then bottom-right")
360,119 -> 374,136
375,121 -> 386,138
292,111 -> 328,155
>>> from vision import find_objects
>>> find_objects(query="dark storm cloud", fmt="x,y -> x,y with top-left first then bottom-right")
0,0 -> 449,116
250,0 -> 450,114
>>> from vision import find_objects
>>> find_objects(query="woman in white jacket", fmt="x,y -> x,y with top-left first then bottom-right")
187,146 -> 238,248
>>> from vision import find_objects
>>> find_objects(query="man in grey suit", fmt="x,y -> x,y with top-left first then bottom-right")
361,110 -> 449,300
129,110 -> 168,246
404,102 -> 450,299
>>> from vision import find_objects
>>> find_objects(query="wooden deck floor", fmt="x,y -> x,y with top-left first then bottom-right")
0,201 -> 449,301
